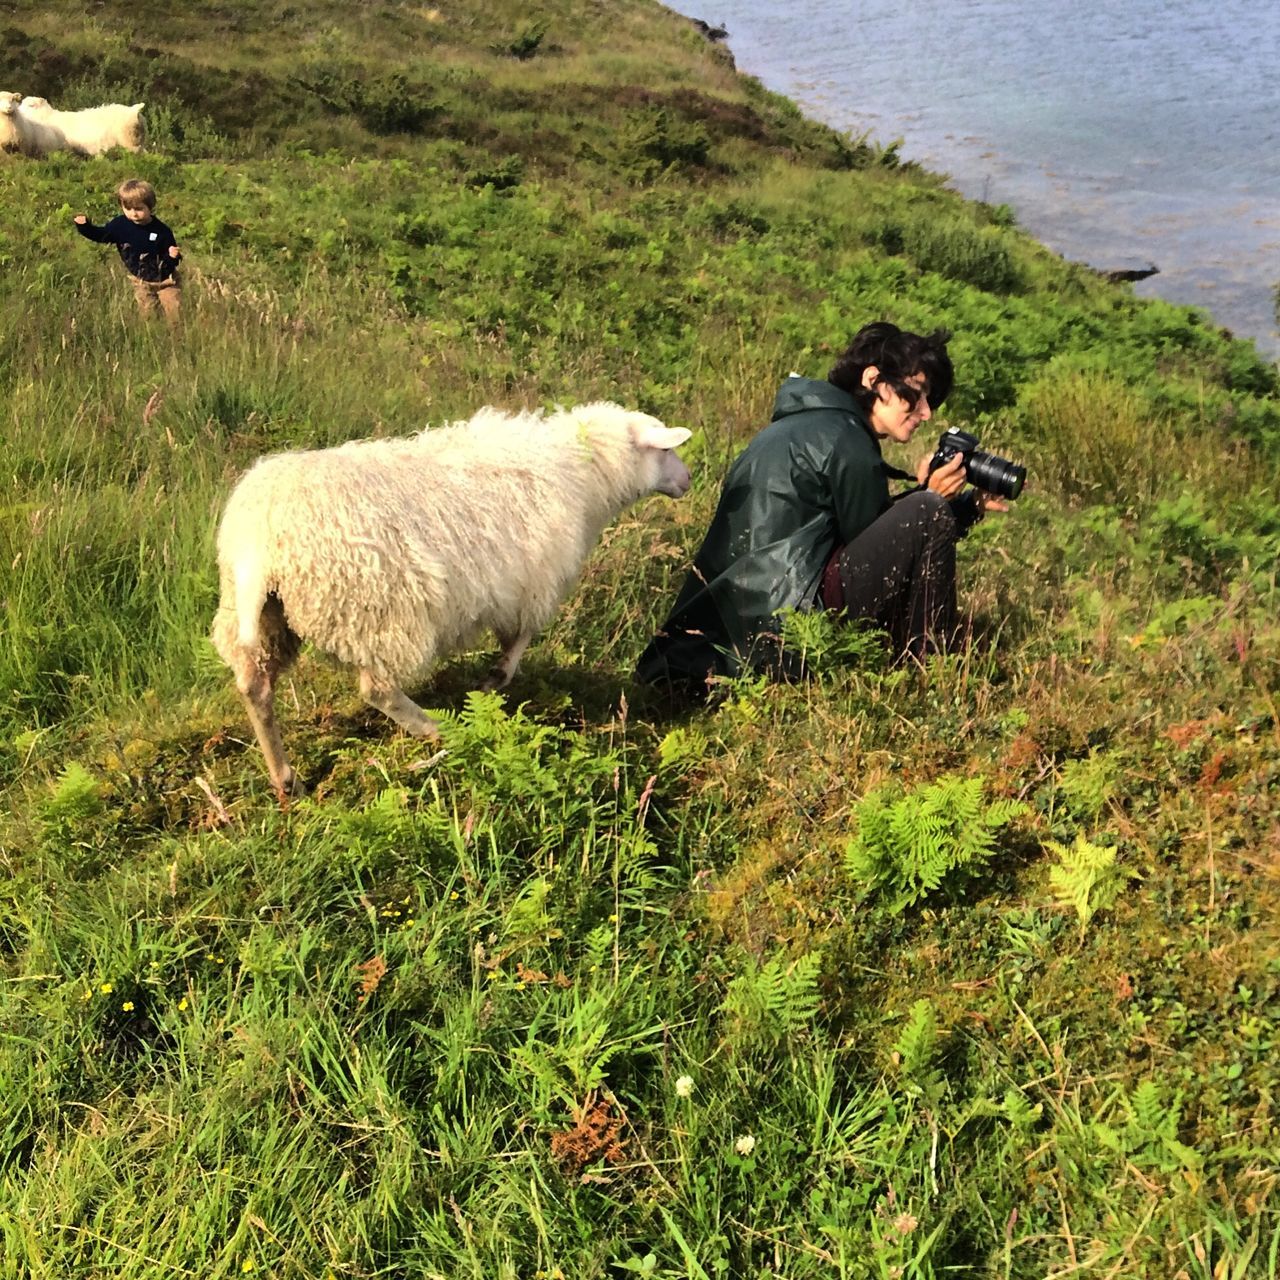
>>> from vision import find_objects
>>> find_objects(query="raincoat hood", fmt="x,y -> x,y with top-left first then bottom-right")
770,374 -> 862,422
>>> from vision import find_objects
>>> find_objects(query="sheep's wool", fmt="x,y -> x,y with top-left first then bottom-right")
212,402 -> 684,684
0,92 -> 22,153
16,97 -> 144,156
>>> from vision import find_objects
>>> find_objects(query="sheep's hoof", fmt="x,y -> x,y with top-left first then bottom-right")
275,769 -> 307,802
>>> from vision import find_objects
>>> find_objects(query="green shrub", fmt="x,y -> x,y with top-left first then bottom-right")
616,108 -> 711,182
296,67 -> 439,134
358,72 -> 439,135
875,212 -> 1022,292
498,20 -> 549,60
140,101 -> 227,160
1138,491 -> 1277,588
1018,366 -> 1167,506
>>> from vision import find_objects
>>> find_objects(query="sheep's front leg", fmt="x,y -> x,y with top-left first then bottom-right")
233,653 -> 302,798
481,630 -> 533,691
359,669 -> 442,738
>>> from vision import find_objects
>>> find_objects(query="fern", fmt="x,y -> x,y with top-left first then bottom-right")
503,875 -> 555,942
434,691 -> 624,843
1001,1086 -> 1043,1130
583,923 -> 613,971
41,761 -> 103,826
1093,1078 -> 1202,1173
656,725 -> 709,773
778,607 -> 887,672
721,949 -> 823,1051
844,775 -> 1024,912
614,827 -> 660,891
1057,750 -> 1120,820
891,999 -> 945,1102
39,760 -> 106,853
440,690 -> 564,800
1129,1079 -> 1177,1140
893,999 -> 938,1077
1047,834 -> 1134,934
499,20 -> 549,61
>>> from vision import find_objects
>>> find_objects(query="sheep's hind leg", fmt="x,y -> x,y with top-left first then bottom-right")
233,652 -> 301,798
359,669 -> 441,739
481,630 -> 533,691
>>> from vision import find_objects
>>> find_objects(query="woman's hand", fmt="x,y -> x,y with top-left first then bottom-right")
915,452 -> 1011,516
917,451 -> 966,498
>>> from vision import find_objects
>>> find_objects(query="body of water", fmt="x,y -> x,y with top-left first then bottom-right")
671,0 -> 1280,358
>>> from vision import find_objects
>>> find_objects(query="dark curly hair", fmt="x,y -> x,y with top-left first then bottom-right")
827,322 -> 953,415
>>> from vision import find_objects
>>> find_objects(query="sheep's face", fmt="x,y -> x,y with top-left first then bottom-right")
630,418 -> 693,499
19,96 -> 49,114
0,92 -> 19,115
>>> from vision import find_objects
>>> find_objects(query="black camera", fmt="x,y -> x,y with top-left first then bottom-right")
927,428 -> 1026,500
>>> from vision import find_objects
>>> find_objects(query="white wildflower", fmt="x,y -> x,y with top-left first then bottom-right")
675,1074 -> 694,1099
734,1133 -> 756,1157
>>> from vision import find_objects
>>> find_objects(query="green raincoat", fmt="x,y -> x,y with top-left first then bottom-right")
635,375 -> 911,686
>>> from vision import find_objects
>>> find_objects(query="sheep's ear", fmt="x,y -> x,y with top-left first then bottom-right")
633,423 -> 692,450
133,103 -> 145,112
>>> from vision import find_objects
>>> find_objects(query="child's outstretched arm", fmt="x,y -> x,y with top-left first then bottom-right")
73,213 -> 113,243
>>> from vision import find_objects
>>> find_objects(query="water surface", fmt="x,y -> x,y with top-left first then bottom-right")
672,0 -> 1280,357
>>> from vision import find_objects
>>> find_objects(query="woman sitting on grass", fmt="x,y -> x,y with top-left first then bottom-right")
634,321 -> 1009,698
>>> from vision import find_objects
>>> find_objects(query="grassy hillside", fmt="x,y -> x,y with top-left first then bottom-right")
2,2 -> 1280,1276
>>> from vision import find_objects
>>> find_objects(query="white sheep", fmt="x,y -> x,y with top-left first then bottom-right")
18,96 -> 144,155
0,92 -> 23,153
8,94 -> 66,157
211,401 -> 693,795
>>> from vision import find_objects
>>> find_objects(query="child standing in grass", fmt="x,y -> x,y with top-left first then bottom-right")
73,179 -> 182,326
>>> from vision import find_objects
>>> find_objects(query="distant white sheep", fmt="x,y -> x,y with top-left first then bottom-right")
211,402 -> 694,795
7,94 -> 67,157
19,96 -> 144,156
0,92 -> 23,153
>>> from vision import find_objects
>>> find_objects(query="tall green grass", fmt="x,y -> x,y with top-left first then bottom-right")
2,2 -> 1280,1275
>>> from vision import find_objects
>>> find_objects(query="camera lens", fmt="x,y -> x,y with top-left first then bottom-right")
966,449 -> 1026,500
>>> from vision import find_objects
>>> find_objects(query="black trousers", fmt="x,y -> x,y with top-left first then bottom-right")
825,490 -> 958,660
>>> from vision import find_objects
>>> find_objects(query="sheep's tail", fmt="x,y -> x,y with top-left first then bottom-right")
210,552 -> 270,660
232,557 -> 272,651
212,555 -> 302,676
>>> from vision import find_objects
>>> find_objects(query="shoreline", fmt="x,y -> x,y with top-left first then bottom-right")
673,3 -> 1280,362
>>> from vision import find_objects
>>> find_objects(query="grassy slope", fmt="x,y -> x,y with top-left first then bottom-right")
2,2 -> 1280,1276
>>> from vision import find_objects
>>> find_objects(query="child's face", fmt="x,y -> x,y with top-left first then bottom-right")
121,203 -> 154,225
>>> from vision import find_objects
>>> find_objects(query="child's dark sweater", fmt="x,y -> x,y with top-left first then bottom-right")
76,215 -> 181,283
